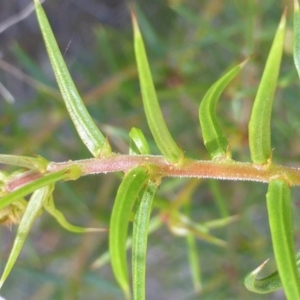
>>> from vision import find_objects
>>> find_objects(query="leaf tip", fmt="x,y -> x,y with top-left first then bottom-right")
33,0 -> 41,6
244,259 -> 270,292
130,3 -> 139,34
252,259 -> 270,276
97,136 -> 112,158
279,7 -> 287,29
240,56 -> 251,68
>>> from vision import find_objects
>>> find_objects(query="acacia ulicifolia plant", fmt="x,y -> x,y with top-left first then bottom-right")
1,0 -> 300,299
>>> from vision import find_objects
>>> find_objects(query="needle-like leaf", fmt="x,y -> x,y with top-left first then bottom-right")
294,0 -> 300,78
132,181 -> 157,300
129,127 -> 151,155
0,169 -> 67,210
91,217 -> 162,270
33,0 -> 111,157
248,10 -> 286,164
0,155 -> 48,171
199,59 -> 248,159
266,179 -> 300,299
109,167 -> 150,299
168,212 -> 227,247
245,259 -> 280,294
184,202 -> 201,293
0,185 -> 52,289
129,126 -> 157,300
244,251 -> 300,294
44,196 -> 105,233
131,6 -> 182,162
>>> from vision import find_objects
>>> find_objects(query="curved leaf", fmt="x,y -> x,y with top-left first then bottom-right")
131,6 -> 182,162
44,196 -> 105,233
168,212 -> 227,247
34,0 -> 111,157
248,10 -> 286,164
199,59 -> 248,159
0,169 -> 67,210
129,127 -> 151,155
266,179 -> 300,299
132,181 -> 157,300
130,126 -> 157,299
0,185 -> 52,288
0,155 -> 48,171
184,201 -> 201,293
109,167 -> 150,299
294,0 -> 300,78
245,250 -> 300,294
91,216 -> 162,270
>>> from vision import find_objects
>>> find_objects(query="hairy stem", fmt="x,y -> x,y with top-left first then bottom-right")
4,155 -> 300,192
44,155 -> 300,185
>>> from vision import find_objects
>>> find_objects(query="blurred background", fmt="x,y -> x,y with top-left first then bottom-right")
0,0 -> 299,299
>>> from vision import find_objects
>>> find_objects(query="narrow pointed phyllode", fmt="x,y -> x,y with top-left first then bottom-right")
199,59 -> 249,159
131,4 -> 183,162
33,0 -> 111,158
248,9 -> 286,164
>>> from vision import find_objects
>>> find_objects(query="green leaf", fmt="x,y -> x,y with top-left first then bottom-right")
0,154 -> 48,171
208,180 -> 229,218
109,167 -> 150,299
129,126 -> 156,299
184,202 -> 201,293
245,180 -> 300,298
129,127 -> 151,155
294,0 -> 300,78
131,6 -> 182,162
44,196 -> 105,233
244,250 -> 300,294
91,216 -> 162,270
248,10 -> 286,164
245,259 -> 282,294
186,232 -> 202,293
33,0 -> 111,157
168,212 -> 227,247
0,185 -> 53,288
199,59 -> 248,159
0,169 -> 67,210
132,181 -> 157,300
266,179 -> 300,299
202,215 -> 240,229
130,127 -> 157,299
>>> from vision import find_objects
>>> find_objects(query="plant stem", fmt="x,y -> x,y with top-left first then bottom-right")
45,155 -> 300,185
4,155 -> 300,192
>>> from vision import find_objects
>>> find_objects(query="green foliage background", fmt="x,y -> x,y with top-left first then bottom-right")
1,0 -> 300,299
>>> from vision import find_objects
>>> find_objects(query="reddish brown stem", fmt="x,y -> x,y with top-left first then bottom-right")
46,155 -> 300,186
